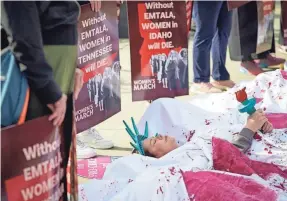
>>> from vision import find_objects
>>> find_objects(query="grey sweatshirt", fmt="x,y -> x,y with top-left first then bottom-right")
232,128 -> 255,153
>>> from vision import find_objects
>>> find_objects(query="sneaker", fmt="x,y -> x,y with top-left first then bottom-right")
78,128 -> 114,149
193,82 -> 222,93
240,61 -> 264,76
255,54 -> 285,69
76,138 -> 97,159
211,80 -> 235,90
278,45 -> 287,55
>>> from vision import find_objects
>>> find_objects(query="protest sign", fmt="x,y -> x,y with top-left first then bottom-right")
186,0 -> 193,35
128,1 -> 189,101
75,2 -> 121,133
281,1 -> 287,45
256,0 -> 275,54
1,116 -> 76,201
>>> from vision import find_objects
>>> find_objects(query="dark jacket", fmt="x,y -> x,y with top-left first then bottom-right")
1,1 -> 80,104
1,27 -> 9,50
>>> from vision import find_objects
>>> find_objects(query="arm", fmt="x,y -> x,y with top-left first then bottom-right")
232,128 -> 255,153
232,109 -> 273,153
2,1 -> 62,104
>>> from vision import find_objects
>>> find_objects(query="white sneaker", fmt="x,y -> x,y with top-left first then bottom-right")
76,138 -> 97,159
78,128 -> 114,149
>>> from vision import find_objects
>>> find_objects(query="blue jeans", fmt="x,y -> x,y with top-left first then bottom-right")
193,1 -> 232,83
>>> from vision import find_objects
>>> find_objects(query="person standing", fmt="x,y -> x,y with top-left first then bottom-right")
229,1 -> 285,75
1,1 -> 79,125
2,1 -> 80,200
279,1 -> 287,54
193,1 -> 235,93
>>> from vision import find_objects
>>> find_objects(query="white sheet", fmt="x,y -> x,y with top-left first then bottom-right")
80,70 -> 287,201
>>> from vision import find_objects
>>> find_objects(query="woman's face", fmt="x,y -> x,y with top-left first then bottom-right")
142,135 -> 178,158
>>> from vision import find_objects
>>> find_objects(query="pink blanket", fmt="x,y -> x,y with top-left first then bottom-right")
182,137 -> 287,201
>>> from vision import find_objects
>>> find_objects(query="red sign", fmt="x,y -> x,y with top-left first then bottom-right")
128,1 -> 189,101
75,2 -> 121,133
1,116 -> 77,201
186,1 -> 193,35
256,0 -> 275,54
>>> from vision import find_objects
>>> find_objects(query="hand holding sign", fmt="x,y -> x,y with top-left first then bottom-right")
47,94 -> 67,126
74,68 -> 84,100
90,0 -> 101,12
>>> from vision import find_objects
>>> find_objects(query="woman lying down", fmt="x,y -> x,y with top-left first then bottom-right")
125,109 -> 273,158
85,105 -> 285,201
105,109 -> 287,201
113,109 -> 287,199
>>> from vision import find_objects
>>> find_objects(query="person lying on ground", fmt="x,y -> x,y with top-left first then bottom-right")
139,109 -> 273,158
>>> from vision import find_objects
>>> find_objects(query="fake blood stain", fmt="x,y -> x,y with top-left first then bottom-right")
253,133 -> 262,141
186,130 -> 195,142
169,167 -> 176,175
205,120 -> 211,125
128,179 -> 133,183
268,150 -> 273,154
159,186 -> 163,194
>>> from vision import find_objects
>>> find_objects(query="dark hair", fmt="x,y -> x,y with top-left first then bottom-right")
132,148 -> 155,157
144,150 -> 155,157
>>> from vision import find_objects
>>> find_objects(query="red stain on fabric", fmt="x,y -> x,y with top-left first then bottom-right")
169,167 -> 176,175
274,183 -> 285,191
268,82 -> 271,88
128,179 -> 133,183
186,130 -> 195,142
159,186 -> 163,194
253,133 -> 262,141
265,143 -> 274,149
255,98 -> 263,103
281,70 -> 287,80
268,150 -> 273,154
205,120 -> 211,125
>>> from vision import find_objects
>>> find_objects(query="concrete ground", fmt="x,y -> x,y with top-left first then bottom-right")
89,4 -> 286,157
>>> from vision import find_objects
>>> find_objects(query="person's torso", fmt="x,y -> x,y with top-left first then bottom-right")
37,1 -> 80,30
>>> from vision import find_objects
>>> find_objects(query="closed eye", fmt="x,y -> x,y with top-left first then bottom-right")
150,138 -> 156,146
